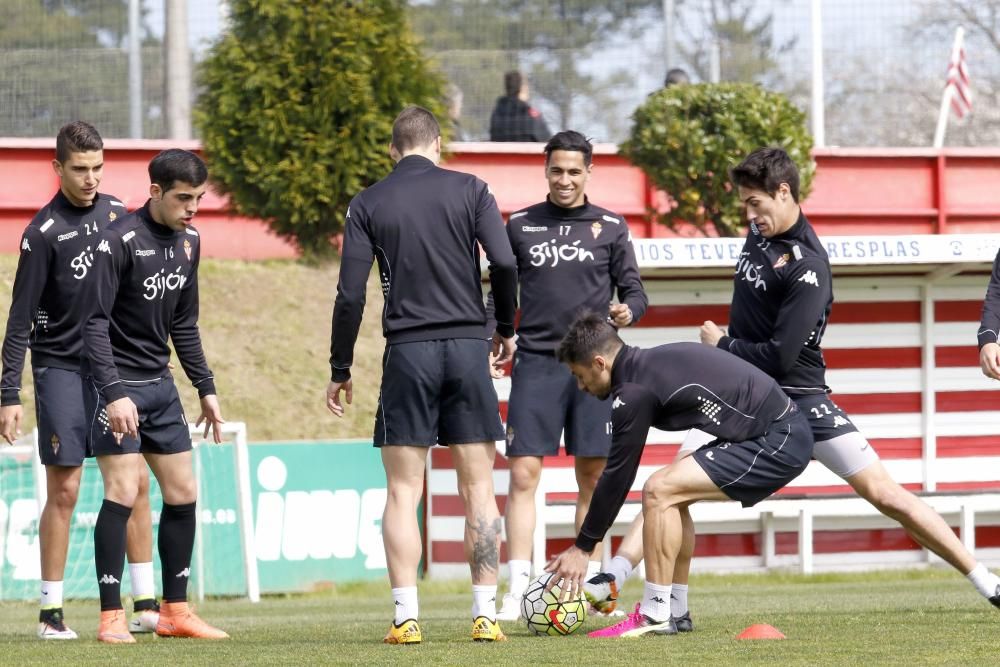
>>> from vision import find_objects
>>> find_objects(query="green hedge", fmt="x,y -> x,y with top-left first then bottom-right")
620,83 -> 813,237
196,0 -> 447,258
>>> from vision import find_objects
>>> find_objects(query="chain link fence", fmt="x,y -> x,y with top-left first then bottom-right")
1,0 -> 998,147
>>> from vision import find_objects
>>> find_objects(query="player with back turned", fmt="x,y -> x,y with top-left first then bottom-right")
327,106 -> 518,644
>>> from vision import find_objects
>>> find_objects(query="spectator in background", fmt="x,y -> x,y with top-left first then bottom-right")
489,70 -> 551,142
663,67 -> 690,87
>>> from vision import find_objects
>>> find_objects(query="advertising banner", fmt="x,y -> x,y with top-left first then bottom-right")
0,440 -> 390,600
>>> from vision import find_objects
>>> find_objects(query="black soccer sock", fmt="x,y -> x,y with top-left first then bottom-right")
94,499 -> 132,611
133,596 -> 158,612
159,501 -> 197,603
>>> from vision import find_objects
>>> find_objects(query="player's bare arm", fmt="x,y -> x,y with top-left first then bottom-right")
105,396 -> 139,442
608,302 -> 633,327
699,320 -> 725,346
326,379 -> 353,418
544,545 -> 590,602
491,332 -> 516,371
0,404 -> 22,445
195,394 -> 226,443
980,342 -> 1000,380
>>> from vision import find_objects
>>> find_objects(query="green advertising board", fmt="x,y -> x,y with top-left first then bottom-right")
248,441 -> 389,593
0,439 -> 391,600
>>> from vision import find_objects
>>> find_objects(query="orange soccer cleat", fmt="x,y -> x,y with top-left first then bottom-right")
155,601 -> 230,639
97,609 -> 136,644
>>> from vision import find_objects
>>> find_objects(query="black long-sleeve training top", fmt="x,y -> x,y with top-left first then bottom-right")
574,342 -> 797,552
1,191 -> 127,406
82,202 -> 215,403
488,96 -> 551,142
978,249 -> 1000,349
503,198 -> 647,354
330,155 -> 518,382
717,211 -> 833,395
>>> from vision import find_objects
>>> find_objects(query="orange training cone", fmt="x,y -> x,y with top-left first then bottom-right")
736,623 -> 786,640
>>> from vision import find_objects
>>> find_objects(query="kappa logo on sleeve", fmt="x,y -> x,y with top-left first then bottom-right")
96,239 -> 112,254
20,237 -> 30,252
798,270 -> 820,287
612,396 -> 626,410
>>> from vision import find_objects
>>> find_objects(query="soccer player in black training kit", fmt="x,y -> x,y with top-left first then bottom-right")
978,252 -> 1000,591
495,130 -> 647,622
83,149 -> 228,643
588,147 -> 1000,624
0,121 -> 159,639
544,313 -> 813,638
979,249 -> 1000,384
327,106 -> 518,644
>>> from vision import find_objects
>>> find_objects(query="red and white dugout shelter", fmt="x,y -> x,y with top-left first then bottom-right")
3,139 -> 1000,575
425,233 -> 1000,577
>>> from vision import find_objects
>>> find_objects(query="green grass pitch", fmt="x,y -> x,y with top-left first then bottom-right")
1,568 -> 996,665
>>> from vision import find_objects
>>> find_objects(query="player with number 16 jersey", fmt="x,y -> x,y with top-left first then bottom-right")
82,149 -> 227,643
84,200 -> 212,396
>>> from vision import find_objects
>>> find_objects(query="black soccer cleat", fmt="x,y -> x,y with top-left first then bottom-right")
673,611 -> 694,632
990,584 -> 1000,610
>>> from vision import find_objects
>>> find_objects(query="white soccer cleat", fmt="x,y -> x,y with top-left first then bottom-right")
496,592 -> 522,622
129,608 -> 160,633
583,572 -> 619,614
590,605 -> 627,618
37,608 -> 78,640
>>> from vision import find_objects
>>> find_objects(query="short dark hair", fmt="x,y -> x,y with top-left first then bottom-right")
148,149 -> 208,193
504,70 -> 523,97
391,105 -> 440,154
56,121 -> 103,162
544,131 -> 593,166
556,312 -> 624,365
730,147 -> 801,203
664,68 -> 690,87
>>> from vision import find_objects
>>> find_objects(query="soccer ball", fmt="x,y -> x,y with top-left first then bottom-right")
520,572 -> 587,636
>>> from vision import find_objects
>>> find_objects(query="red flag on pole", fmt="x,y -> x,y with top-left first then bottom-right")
934,27 -> 970,147
947,42 -> 972,119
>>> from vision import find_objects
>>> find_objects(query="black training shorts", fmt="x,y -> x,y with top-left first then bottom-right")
692,401 -> 813,507
88,374 -> 192,456
34,367 -> 92,466
505,350 -> 612,458
374,338 -> 504,447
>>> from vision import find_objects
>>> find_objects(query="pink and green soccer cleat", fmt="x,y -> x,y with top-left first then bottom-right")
587,603 -> 677,638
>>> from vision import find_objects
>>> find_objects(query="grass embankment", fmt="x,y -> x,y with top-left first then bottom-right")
0,255 -> 385,441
